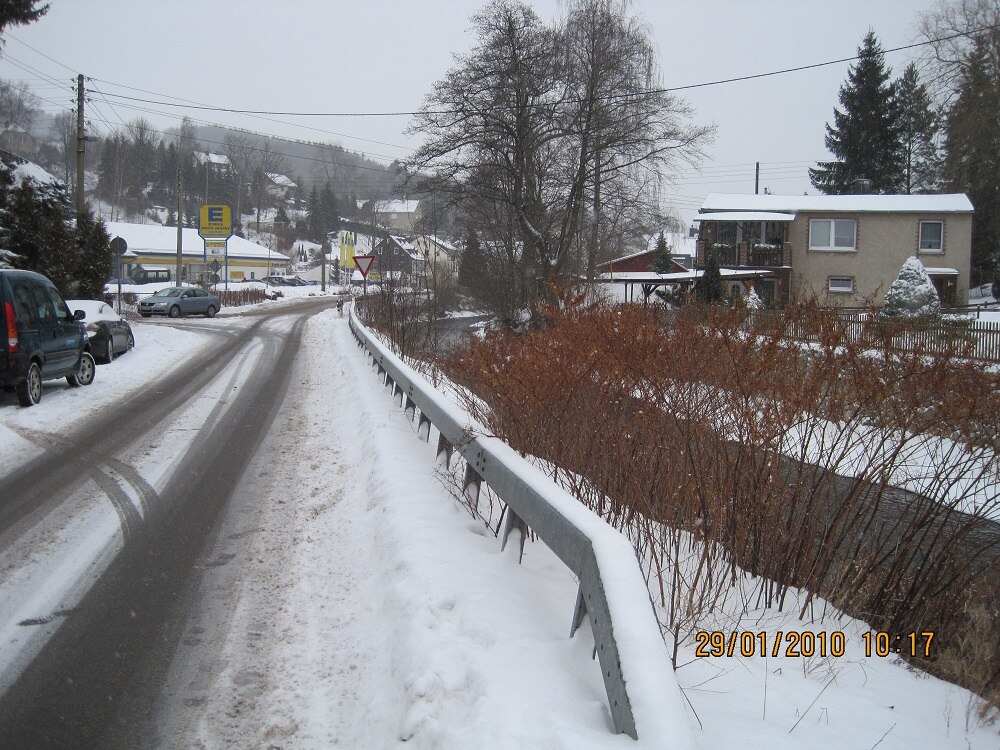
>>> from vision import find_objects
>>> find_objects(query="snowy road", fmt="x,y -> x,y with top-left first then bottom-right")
0,302 -> 631,750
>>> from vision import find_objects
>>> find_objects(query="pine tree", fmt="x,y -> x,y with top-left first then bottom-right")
897,63 -> 940,194
0,1 -> 47,34
809,31 -> 904,194
306,185 -> 321,241
941,36 -> 1000,286
320,182 -> 340,237
652,231 -> 672,274
458,231 -> 487,292
696,255 -> 722,303
73,209 -> 112,298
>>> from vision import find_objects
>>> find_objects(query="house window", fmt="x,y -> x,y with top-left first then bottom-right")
715,222 -> 736,246
810,219 -> 856,251
919,221 -> 943,252
828,276 -> 854,294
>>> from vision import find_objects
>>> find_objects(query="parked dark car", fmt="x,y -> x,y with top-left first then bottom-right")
0,269 -> 96,406
66,299 -> 135,363
138,287 -> 222,318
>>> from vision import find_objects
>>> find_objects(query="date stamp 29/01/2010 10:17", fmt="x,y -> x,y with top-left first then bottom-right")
694,629 -> 935,659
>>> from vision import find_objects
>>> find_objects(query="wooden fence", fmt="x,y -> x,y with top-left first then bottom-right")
746,311 -> 1000,363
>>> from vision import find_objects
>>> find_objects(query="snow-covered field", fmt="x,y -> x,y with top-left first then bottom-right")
1,302 -> 997,747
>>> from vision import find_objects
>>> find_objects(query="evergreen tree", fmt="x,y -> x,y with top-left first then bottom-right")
881,256 -> 940,318
458,230 -> 487,292
0,1 -> 47,34
809,31 -> 904,194
73,209 -> 112,298
319,181 -> 340,237
0,159 -> 17,268
941,36 -> 1000,286
896,63 -> 940,194
695,255 -> 722,303
306,185 -> 321,241
0,160 -> 109,297
96,135 -> 122,203
652,231 -> 673,274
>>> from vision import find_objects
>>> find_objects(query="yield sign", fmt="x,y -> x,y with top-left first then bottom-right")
354,254 -> 376,278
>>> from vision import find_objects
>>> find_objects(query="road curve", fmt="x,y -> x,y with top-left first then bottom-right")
0,299 -> 337,748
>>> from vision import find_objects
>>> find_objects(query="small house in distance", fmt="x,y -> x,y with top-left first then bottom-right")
695,193 -> 974,306
107,221 -> 290,284
359,199 -> 421,234
596,231 -> 694,276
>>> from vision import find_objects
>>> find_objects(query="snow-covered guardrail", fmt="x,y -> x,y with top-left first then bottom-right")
348,311 -> 695,746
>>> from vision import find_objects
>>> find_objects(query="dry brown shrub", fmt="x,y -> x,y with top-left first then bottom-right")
440,296 -> 1000,701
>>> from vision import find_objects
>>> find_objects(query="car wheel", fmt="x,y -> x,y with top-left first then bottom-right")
67,352 -> 96,387
206,305 -> 217,318
168,305 -> 181,318
126,333 -> 135,352
16,362 -> 42,407
105,339 -> 115,364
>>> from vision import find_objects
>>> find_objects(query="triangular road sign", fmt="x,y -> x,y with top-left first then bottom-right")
354,254 -> 375,278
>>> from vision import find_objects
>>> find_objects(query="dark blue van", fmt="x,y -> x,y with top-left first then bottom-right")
0,269 -> 96,407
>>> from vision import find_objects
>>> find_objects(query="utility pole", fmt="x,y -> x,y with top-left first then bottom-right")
176,160 -> 183,285
75,74 -> 85,217
754,162 -> 760,195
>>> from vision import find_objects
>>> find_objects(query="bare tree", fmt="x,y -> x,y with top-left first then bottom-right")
408,1 -> 562,296
0,79 -> 39,132
224,132 -> 257,224
50,109 -> 75,185
408,0 -> 711,317
247,137 -> 288,235
561,0 -> 711,279
121,117 -> 158,219
918,0 -> 1000,103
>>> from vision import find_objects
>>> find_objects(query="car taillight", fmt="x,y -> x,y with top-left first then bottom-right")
4,300 -> 17,353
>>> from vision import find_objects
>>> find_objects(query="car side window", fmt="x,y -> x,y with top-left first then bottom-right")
30,284 -> 55,325
45,286 -> 71,322
12,284 -> 39,329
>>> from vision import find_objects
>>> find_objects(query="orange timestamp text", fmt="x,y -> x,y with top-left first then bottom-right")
694,630 -> 847,658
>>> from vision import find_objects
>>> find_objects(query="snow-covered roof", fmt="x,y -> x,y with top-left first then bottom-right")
696,211 -> 796,222
194,152 -> 231,167
265,172 -> 296,188
106,221 -> 290,261
599,269 -> 771,282
701,192 -> 974,214
372,199 -> 419,214
390,235 -> 415,251
12,160 -> 58,186
419,234 -> 458,253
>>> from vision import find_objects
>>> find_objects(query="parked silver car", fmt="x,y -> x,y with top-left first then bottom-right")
138,287 -> 222,318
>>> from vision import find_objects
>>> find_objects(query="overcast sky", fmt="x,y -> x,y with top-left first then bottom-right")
0,0 -> 944,224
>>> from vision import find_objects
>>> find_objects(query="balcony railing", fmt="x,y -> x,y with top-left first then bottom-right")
697,241 -> 791,268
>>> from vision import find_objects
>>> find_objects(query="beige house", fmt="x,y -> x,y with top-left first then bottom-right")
362,199 -> 421,233
695,193 -> 974,306
412,235 -> 459,273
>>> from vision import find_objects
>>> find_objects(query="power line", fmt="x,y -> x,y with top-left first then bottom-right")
76,23 -> 1000,120
85,77 -> 415,154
